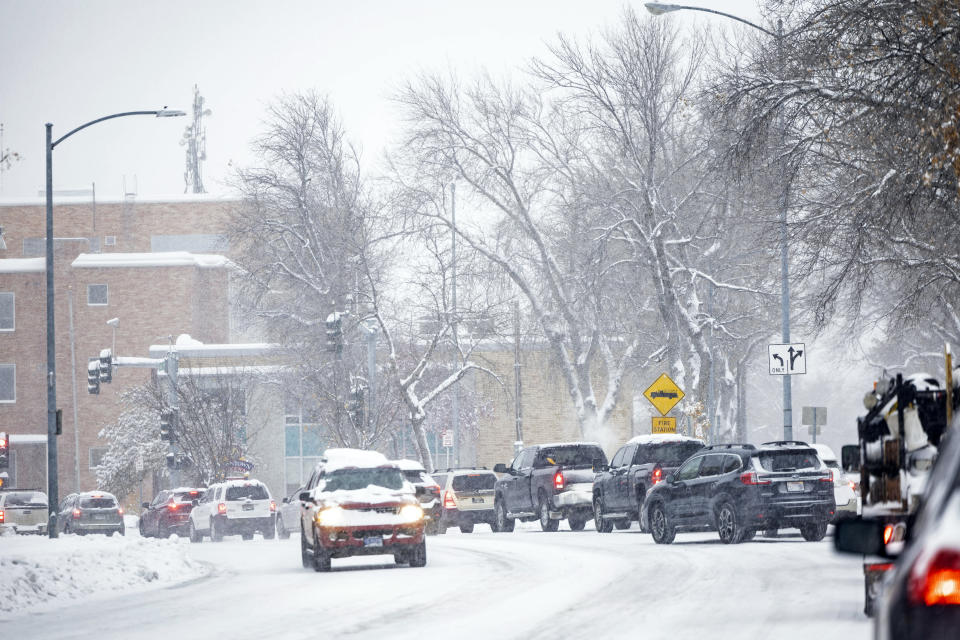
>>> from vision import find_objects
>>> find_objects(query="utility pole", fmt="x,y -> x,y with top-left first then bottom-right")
513,299 -> 523,455
450,182 -> 461,466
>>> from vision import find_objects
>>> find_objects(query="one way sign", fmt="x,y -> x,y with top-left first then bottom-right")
768,343 -> 806,375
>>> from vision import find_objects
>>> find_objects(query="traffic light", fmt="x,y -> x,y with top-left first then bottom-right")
99,348 -> 112,384
326,312 -> 343,354
166,451 -> 176,469
87,359 -> 100,394
55,409 -> 62,436
160,410 -> 178,443
0,432 -> 8,471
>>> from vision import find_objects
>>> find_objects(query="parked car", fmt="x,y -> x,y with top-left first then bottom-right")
0,489 -> 48,535
493,442 -> 608,532
298,448 -> 426,572
276,486 -> 304,540
395,459 -> 442,534
57,491 -> 125,536
835,428 -> 960,639
431,468 -> 497,533
138,487 -> 205,537
593,434 -> 705,533
811,443 -> 860,522
188,478 -> 276,542
644,441 -> 835,544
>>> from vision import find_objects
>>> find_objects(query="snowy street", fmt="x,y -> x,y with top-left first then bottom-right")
2,524 -> 870,640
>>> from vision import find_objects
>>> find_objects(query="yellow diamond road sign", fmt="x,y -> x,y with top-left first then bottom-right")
643,373 -> 685,416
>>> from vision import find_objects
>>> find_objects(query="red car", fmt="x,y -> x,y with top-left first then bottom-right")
139,487 -> 205,537
298,449 -> 427,572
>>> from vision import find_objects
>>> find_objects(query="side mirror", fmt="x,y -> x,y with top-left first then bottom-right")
298,491 -> 313,503
666,474 -> 676,484
493,463 -> 508,474
191,499 -> 199,507
282,497 -> 290,504
834,518 -> 891,557
841,445 -> 860,473
141,502 -> 150,509
594,463 -> 609,473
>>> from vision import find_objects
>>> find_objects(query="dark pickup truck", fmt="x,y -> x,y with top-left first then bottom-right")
493,442 -> 607,532
593,434 -> 705,533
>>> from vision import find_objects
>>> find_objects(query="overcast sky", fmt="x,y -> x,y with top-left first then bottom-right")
0,0 -> 764,199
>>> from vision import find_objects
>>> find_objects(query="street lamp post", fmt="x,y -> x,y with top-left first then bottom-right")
644,3 -> 793,441
45,109 -> 184,538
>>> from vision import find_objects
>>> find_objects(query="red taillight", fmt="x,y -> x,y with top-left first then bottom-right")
72,508 -> 82,519
0,509 -> 4,524
270,500 -> 277,513
883,524 -> 894,545
909,549 -> 960,606
0,437 -> 6,448
553,470 -> 565,491
189,491 -> 198,496
167,500 -> 179,511
117,507 -> 124,516
819,474 -> 833,483
652,467 -> 663,485
740,471 -> 772,486
217,503 -> 227,515
443,491 -> 456,509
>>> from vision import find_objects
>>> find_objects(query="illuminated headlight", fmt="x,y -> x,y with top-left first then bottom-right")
398,504 -> 424,524
316,506 -> 345,526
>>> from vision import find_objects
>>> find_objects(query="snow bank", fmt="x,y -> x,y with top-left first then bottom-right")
0,533 -> 207,617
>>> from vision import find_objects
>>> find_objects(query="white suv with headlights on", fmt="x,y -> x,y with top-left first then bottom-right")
298,449 -> 427,572
188,478 -> 276,542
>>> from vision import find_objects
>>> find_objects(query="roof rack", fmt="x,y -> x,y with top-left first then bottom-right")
703,443 -> 756,450
760,440 -> 811,447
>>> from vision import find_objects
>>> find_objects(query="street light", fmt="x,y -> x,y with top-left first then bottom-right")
644,3 -> 794,442
45,109 -> 184,538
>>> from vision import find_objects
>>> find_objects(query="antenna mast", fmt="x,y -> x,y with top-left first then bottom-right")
181,86 -> 210,193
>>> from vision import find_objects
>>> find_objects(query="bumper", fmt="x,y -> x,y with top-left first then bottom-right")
550,487 -> 594,518
216,514 -> 275,535
439,508 -> 494,527
741,500 -> 834,528
316,523 -> 425,557
71,521 -> 124,533
1,523 -> 47,535
832,496 -> 860,522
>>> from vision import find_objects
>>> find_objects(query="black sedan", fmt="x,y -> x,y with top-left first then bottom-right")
139,487 -> 204,537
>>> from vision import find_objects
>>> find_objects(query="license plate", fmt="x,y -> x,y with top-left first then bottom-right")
242,504 -> 254,511
23,510 -> 31,515
471,497 -> 485,504
787,481 -> 804,492
94,514 -> 105,520
363,536 -> 383,547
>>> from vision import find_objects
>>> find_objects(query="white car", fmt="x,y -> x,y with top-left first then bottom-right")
811,443 -> 860,521
0,490 -> 49,535
188,478 -> 276,542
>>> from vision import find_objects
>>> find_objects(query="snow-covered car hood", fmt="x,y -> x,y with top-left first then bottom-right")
314,484 -> 417,508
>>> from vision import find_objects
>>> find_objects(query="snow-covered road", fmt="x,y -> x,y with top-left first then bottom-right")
3,525 -> 870,640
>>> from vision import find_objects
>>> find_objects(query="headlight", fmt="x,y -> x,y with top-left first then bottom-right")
316,506 -> 345,526
398,504 -> 424,524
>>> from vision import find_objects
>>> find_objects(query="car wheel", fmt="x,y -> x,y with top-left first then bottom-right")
211,519 -> 223,543
742,528 -> 756,542
716,501 -> 744,544
241,533 -> 254,541
594,494 -> 613,534
568,516 -> 586,531
459,523 -> 474,534
800,521 -> 828,542
649,502 -> 675,544
538,494 -> 559,532
494,498 -> 515,533
189,521 -> 202,543
614,519 -> 631,530
300,528 -> 311,569
275,515 -> 289,540
408,541 -> 427,568
394,552 -> 407,565
138,519 -> 147,538
312,530 -> 331,572
118,527 -> 125,536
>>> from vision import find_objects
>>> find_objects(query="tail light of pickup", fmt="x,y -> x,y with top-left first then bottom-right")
652,466 -> 663,485
553,470 -> 565,491
443,491 -> 457,509
908,548 -> 960,606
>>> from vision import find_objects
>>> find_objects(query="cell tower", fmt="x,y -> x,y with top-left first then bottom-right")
0,123 -> 22,194
181,85 -> 211,193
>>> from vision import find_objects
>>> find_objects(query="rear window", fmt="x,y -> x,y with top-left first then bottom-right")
756,449 -> 821,472
4,492 -> 47,507
403,470 -> 432,485
225,485 -> 270,501
80,496 -> 117,508
322,468 -> 405,492
537,446 -> 607,468
173,490 -> 204,502
636,443 -> 705,466
452,473 -> 497,492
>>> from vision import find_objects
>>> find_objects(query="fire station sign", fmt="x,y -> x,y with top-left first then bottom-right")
652,416 -> 677,434
643,373 -> 685,416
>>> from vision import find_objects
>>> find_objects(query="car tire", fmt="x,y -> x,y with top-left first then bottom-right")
241,533 -> 254,541
594,494 -> 613,534
118,527 -> 125,536
538,494 -> 559,532
300,528 -> 312,569
716,501 -> 744,544
800,521 -> 828,542
408,542 -> 427,568
138,519 -> 147,538
568,516 -> 586,531
649,502 -> 675,544
494,498 -> 515,533
211,518 -> 223,543
459,524 -> 474,534
276,515 -> 290,540
189,521 -> 202,543
614,519 -> 631,530
312,530 -> 331,572
742,528 -> 757,542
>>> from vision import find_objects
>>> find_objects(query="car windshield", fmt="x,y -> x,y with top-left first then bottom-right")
757,450 -> 821,472
322,468 -> 404,492
4,491 -> 47,507
452,474 -> 497,492
79,496 -> 117,508
539,446 -> 607,468
637,443 -> 705,466
225,485 -> 269,501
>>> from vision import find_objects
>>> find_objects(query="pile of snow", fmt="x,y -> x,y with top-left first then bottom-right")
0,533 -> 206,617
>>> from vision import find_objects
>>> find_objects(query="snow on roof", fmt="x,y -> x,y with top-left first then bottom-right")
148,335 -> 277,358
810,443 -> 837,461
628,434 -> 705,446
393,459 -> 426,471
320,448 -> 392,472
0,258 -> 45,273
535,441 -> 603,449
0,193 -> 241,207
71,251 -> 231,269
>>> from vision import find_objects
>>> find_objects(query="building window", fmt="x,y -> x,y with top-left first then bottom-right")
87,284 -> 108,306
0,293 -> 13,331
0,364 -> 15,402
89,447 -> 107,469
104,236 -> 117,246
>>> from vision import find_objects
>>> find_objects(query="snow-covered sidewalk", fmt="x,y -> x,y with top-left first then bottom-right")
0,527 -> 207,617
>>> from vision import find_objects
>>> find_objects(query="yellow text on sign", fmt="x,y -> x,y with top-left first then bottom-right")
652,417 -> 677,434
643,373 -> 685,416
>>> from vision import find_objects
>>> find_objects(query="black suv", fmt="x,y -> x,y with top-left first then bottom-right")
593,435 -> 705,533
643,441 -> 835,544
